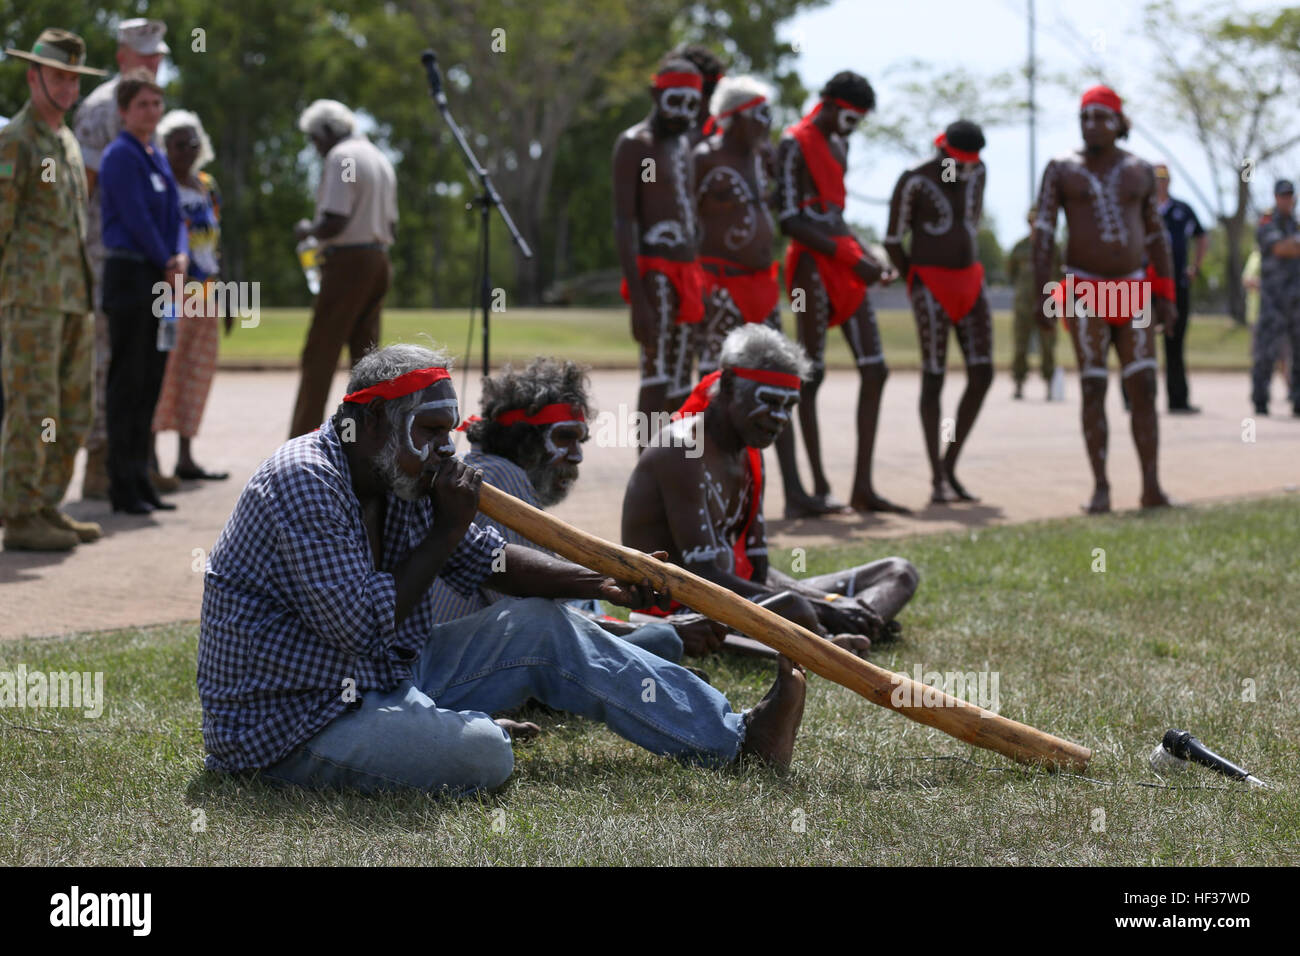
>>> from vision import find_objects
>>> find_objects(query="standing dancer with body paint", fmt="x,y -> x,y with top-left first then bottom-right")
1034,86 -> 1177,514
695,75 -> 819,519
670,43 -> 726,149
613,58 -> 707,431
775,72 -> 907,515
884,120 -> 993,504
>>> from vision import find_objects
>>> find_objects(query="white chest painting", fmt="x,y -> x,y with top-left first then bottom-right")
900,175 -> 954,236
671,138 -> 696,239
680,465 -> 750,570
1075,157 -> 1133,245
700,165 -> 758,250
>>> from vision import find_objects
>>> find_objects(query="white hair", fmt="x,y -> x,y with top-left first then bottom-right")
709,75 -> 773,132
720,324 -> 812,380
297,99 -> 356,140
157,109 -> 214,172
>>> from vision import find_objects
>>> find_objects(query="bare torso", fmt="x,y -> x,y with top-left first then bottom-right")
695,138 -> 775,270
615,121 -> 699,262
886,158 -> 984,269
775,130 -> 852,238
1042,148 -> 1152,275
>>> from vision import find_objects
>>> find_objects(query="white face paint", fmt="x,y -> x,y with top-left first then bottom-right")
753,385 -> 801,423
836,108 -> 864,136
748,103 -> 772,129
542,420 -> 588,463
403,399 -> 459,460
1081,104 -> 1119,132
659,87 -> 702,120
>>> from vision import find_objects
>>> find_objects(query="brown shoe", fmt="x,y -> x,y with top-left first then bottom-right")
3,513 -> 79,552
149,469 -> 182,494
40,506 -> 103,543
82,447 -> 110,500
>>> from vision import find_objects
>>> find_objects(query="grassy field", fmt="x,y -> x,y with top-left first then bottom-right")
220,306 -> 1256,373
2,497 -> 1296,866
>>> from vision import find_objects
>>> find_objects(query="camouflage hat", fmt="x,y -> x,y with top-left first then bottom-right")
4,27 -> 107,76
117,18 -> 169,56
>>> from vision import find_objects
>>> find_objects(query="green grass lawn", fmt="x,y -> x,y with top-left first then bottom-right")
220,307 -> 1255,373
2,497 -> 1296,865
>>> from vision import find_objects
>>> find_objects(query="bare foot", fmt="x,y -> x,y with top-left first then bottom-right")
1140,489 -> 1175,509
740,656 -> 806,772
494,718 -> 541,742
930,479 -> 957,504
849,492 -> 913,515
875,620 -> 903,643
1081,485 -> 1111,515
830,633 -> 871,657
942,465 -> 979,502
783,493 -> 850,519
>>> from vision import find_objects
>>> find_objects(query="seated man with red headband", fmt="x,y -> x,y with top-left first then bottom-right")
198,344 -> 809,790
622,325 -> 919,657
430,357 -> 713,662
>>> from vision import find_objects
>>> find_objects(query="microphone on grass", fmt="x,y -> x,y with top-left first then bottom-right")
1148,729 -> 1269,788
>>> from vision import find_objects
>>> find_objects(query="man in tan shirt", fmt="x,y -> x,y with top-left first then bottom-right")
289,99 -> 398,438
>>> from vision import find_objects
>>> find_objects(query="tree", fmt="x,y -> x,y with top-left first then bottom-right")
1143,1 -> 1300,323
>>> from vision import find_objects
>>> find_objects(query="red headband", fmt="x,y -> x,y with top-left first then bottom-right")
1080,85 -> 1123,114
702,95 -> 767,135
830,97 -> 867,115
935,132 -> 980,164
343,367 -> 451,405
456,403 -> 586,432
654,72 -> 702,91
732,367 -> 802,389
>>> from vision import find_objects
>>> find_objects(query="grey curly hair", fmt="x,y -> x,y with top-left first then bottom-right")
719,324 -> 812,380
335,343 -> 454,437
709,75 -> 772,133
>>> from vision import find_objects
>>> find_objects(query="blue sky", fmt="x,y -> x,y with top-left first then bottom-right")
781,0 -> 1292,248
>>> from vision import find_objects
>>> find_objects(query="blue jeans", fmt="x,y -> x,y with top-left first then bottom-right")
259,598 -> 745,795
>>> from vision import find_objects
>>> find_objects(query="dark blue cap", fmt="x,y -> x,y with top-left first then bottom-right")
1275,179 -> 1295,195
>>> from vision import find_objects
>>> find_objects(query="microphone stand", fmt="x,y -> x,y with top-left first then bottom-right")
422,50 -> 533,377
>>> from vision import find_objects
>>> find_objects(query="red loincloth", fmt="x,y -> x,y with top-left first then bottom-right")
700,257 -> 780,323
908,262 -> 986,322
1051,264 -> 1176,327
784,235 -> 868,327
621,256 -> 706,325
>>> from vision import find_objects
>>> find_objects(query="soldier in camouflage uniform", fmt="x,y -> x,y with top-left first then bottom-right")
1250,180 -> 1300,416
0,29 -> 107,550
72,18 -> 169,498
1006,206 -> 1061,400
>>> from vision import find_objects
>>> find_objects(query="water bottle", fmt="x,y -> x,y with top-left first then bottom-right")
157,300 -> 178,352
297,236 -> 321,295
1049,365 -> 1065,402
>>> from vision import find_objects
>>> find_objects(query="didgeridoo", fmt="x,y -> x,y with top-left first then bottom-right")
476,483 -> 1091,771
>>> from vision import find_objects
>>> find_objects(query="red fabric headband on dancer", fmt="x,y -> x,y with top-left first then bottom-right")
674,367 -> 803,419
1080,85 -> 1123,114
934,132 -> 980,163
456,403 -> 586,431
702,95 -> 767,135
653,71 -> 702,91
343,367 -> 451,404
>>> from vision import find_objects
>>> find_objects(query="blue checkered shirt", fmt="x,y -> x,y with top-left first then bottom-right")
197,419 -> 505,772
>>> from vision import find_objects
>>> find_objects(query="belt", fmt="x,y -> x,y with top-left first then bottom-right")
105,247 -> 153,264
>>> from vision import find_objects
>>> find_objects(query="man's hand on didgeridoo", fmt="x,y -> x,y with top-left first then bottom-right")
429,457 -> 483,540
595,550 -> 673,610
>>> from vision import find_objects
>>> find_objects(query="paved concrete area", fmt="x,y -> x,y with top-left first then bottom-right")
2,369 -> 1296,640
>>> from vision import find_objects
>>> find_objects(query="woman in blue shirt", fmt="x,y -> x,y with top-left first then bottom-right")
99,70 -> 187,515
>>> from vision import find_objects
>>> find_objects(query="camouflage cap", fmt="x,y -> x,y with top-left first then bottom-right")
4,27 -> 107,76
117,18 -> 169,56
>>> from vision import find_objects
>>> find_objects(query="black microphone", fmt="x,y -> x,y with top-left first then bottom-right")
421,49 -> 446,105
1162,729 -> 1269,788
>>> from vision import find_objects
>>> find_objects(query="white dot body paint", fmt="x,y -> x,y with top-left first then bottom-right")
403,399 -> 459,460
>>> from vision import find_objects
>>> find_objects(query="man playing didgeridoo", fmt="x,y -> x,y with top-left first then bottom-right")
695,75 -> 820,520
613,57 -> 707,427
198,344 -> 809,789
775,72 -> 906,514
622,325 -> 919,658
1034,86 -> 1177,514
884,120 -> 993,504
